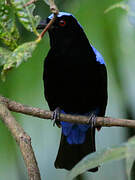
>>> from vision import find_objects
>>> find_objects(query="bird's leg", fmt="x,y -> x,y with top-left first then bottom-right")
52,107 -> 61,128
88,112 -> 97,154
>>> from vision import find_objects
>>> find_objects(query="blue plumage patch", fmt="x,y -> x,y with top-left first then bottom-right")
91,45 -> 105,65
60,110 -> 90,145
48,12 -> 72,19
48,12 -> 83,29
61,121 -> 90,144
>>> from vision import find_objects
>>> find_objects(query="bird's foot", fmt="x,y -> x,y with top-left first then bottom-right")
52,107 -> 61,128
88,112 -> 97,128
89,112 -> 101,131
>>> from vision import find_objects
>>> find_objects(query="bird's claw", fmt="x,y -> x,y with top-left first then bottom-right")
88,113 -> 97,128
52,107 -> 61,127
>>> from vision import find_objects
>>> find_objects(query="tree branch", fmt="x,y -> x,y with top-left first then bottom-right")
48,0 -> 59,14
23,0 -> 37,8
38,16 -> 57,40
0,95 -> 135,128
0,102 -> 41,180
36,0 -> 59,41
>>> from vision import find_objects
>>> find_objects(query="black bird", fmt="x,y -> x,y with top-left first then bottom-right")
37,12 -> 108,172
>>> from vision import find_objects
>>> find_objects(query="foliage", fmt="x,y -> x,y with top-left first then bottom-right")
105,0 -> 135,27
0,1 -> 19,50
67,136 -> 135,179
104,1 -> 129,13
0,0 -> 42,80
1,41 -> 37,81
0,47 -> 12,66
11,0 -> 40,35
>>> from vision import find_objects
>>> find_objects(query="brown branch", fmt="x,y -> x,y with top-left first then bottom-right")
36,0 -> 59,41
23,0 -> 37,8
48,0 -> 59,14
38,15 -> 57,40
23,0 -> 59,40
23,0 -> 59,42
23,0 -> 59,41
0,102 -> 41,180
23,0 -> 59,12
0,95 -> 135,128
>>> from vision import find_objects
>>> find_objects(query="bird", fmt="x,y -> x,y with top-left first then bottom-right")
37,12 -> 108,172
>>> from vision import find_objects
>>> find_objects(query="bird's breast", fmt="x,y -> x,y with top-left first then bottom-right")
44,54 -> 101,113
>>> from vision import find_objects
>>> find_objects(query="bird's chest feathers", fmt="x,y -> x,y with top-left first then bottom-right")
51,32 -> 90,57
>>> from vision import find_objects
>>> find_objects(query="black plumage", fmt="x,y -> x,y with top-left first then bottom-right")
38,12 -> 108,171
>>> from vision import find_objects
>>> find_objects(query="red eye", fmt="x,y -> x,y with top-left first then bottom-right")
59,20 -> 66,27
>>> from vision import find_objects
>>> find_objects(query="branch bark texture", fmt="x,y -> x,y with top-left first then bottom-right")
0,102 -> 41,180
0,95 -> 135,128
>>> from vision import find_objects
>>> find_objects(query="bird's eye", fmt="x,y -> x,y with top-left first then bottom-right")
59,20 -> 66,27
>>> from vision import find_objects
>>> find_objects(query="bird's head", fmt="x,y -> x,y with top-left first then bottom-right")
37,12 -> 85,47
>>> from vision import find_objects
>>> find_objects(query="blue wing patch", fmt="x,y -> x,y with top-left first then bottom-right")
91,45 -> 105,65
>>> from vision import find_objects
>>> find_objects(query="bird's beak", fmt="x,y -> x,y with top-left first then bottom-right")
36,19 -> 47,30
36,18 -> 55,31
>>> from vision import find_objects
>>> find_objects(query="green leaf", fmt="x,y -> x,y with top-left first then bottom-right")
126,136 -> 135,180
11,0 -> 40,36
1,41 -> 37,81
0,0 -> 19,50
67,144 -> 127,180
128,0 -> 135,27
104,2 -> 129,14
67,136 -> 135,180
43,0 -> 50,5
0,47 -> 12,66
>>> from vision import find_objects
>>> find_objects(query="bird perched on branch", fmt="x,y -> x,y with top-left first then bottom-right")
37,12 -> 108,172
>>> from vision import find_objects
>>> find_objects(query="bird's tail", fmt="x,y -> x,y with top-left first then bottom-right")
54,127 -> 98,172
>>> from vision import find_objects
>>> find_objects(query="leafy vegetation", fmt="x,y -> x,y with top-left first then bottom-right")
0,0 -> 40,80
68,136 -> 135,179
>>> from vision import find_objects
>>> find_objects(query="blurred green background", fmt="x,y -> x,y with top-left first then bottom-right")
0,0 -> 135,179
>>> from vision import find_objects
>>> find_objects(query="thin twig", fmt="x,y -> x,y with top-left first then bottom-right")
36,0 -> 59,42
37,15 -> 57,41
24,0 -> 59,41
48,0 -> 59,14
23,0 -> 37,8
24,0 -> 59,40
0,102 -> 41,180
0,95 -> 135,128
